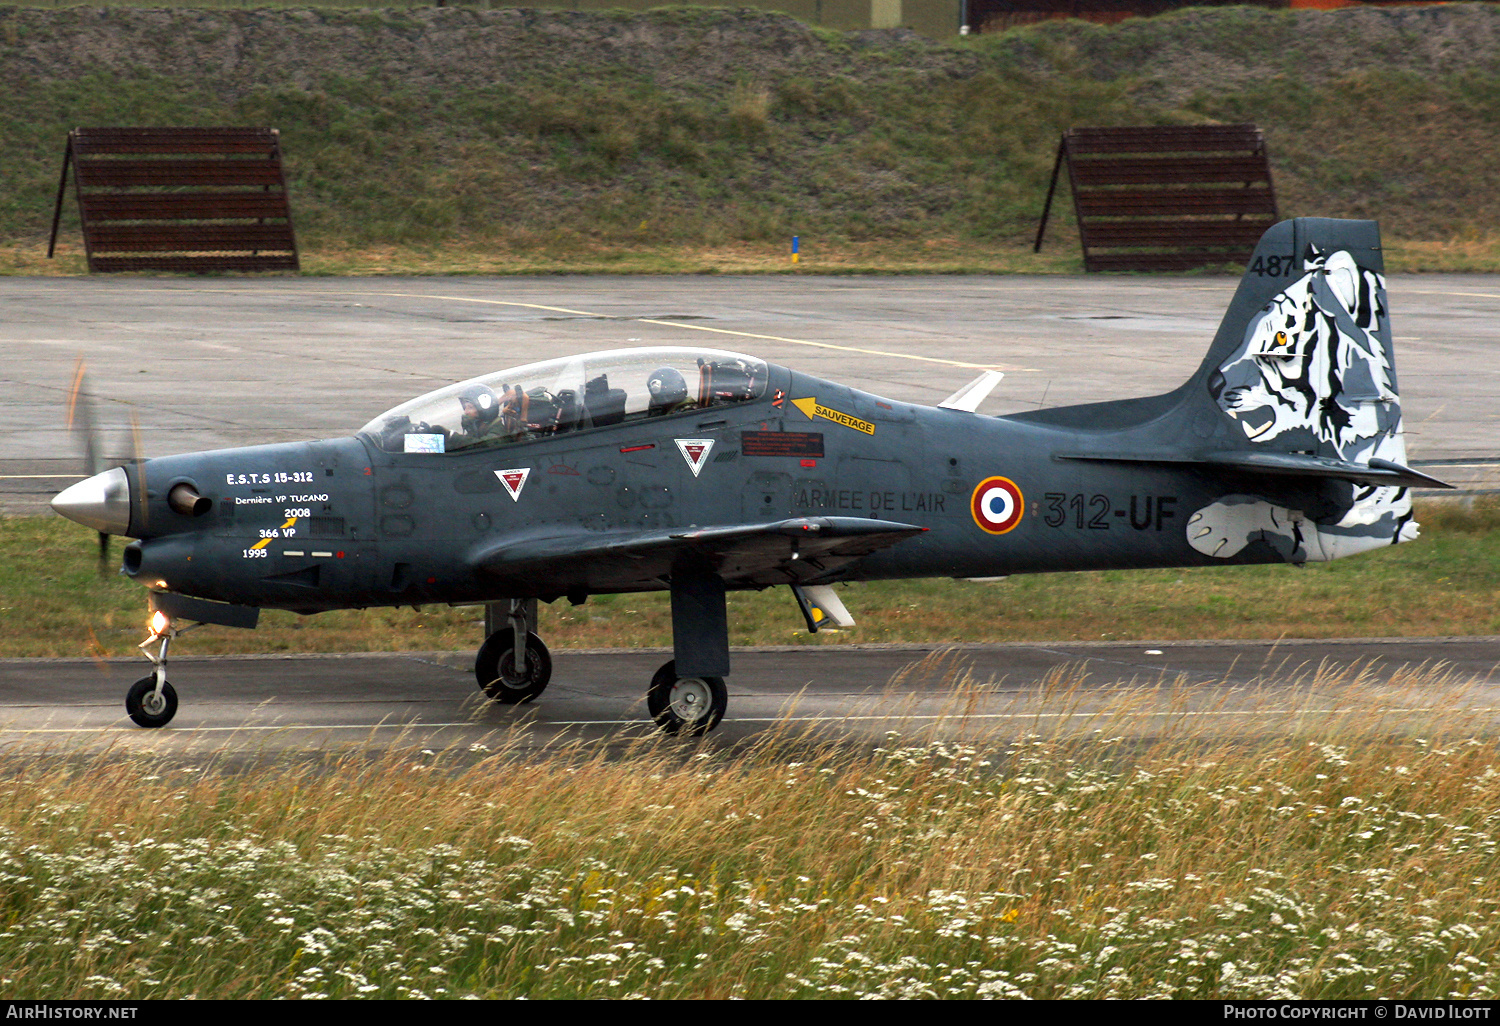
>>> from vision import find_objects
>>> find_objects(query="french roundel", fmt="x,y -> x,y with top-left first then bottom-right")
971,476 -> 1025,535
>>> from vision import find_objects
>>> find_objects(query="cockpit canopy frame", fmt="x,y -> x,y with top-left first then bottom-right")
360,347 -> 770,454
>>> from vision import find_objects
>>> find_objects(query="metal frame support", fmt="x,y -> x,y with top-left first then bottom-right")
48,133 -> 74,259
1036,124 -> 1277,271
1033,135 -> 1067,253
670,570 -> 730,678
50,127 -> 299,273
484,599 -> 535,640
485,598 -> 536,673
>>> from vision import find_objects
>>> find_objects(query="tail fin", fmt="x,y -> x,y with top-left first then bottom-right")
1029,217 -> 1448,562
1198,218 -> 1397,464
1192,218 -> 1428,560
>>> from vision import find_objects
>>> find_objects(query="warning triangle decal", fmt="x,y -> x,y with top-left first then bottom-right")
674,438 -> 715,478
494,467 -> 531,502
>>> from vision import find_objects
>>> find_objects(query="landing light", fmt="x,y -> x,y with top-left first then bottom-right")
149,611 -> 172,637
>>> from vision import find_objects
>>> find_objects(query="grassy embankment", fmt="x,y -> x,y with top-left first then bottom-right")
3,672 -> 1500,998
5,499 -> 1497,659
5,6 -> 1500,273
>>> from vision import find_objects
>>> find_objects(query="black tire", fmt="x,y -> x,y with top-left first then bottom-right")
647,659 -> 727,736
474,628 -> 552,704
125,675 -> 177,729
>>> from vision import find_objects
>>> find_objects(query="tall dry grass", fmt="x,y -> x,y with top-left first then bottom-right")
2,659 -> 1499,998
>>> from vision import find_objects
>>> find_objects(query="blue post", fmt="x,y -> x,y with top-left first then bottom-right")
792,236 -> 800,264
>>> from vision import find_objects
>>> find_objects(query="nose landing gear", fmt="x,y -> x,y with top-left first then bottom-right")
475,629 -> 552,703
126,610 -> 203,728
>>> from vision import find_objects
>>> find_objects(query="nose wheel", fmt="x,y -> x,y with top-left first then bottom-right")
647,659 -> 727,736
126,675 -> 178,728
125,610 -> 201,729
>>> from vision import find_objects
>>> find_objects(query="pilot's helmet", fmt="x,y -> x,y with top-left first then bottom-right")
458,384 -> 500,427
647,367 -> 688,408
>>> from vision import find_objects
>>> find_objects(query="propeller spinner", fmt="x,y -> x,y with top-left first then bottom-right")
58,359 -> 142,570
51,465 -> 131,535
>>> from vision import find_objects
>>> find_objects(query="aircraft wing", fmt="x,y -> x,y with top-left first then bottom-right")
472,516 -> 926,595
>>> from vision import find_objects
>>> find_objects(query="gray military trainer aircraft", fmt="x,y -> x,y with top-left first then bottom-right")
51,217 -> 1449,733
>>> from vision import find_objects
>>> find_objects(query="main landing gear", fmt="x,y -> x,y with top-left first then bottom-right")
476,571 -> 733,736
474,598 -> 552,703
647,660 -> 727,735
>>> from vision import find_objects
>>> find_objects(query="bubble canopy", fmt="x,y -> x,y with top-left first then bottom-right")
360,347 -> 770,454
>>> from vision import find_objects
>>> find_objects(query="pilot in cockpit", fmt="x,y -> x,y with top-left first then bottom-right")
458,384 -> 501,440
647,366 -> 695,416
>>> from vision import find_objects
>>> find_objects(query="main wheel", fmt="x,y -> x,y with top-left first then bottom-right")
647,659 -> 727,736
125,675 -> 177,729
474,628 -> 552,704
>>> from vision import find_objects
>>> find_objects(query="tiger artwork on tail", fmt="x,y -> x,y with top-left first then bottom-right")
1189,249 -> 1419,563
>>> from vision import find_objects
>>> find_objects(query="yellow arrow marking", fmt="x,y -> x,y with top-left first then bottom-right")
791,396 -> 875,436
251,517 -> 299,551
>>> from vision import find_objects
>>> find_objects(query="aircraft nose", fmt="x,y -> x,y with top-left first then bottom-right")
51,466 -> 131,535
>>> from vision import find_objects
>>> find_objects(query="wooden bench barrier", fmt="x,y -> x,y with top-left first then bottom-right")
1034,124 -> 1278,272
49,127 -> 300,273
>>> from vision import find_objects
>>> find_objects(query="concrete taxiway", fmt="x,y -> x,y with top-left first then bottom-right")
3,638 -> 1497,758
3,273 -> 1498,513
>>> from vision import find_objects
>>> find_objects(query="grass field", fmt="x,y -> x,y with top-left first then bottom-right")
3,666 -> 1499,998
5,498 -> 1497,660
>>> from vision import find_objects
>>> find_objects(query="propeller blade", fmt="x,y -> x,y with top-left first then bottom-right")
66,357 -> 105,477
62,363 -> 151,573
129,410 -> 147,538
66,358 -> 118,575
65,357 -> 85,431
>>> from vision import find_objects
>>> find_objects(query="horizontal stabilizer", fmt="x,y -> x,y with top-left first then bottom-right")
1203,452 -> 1452,489
1057,451 -> 1452,489
938,370 -> 1004,412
